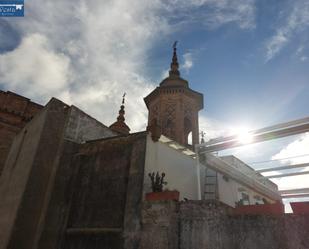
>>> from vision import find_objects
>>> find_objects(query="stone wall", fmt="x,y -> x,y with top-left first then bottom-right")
61,132 -> 147,249
140,200 -> 309,249
139,201 -> 179,249
0,90 -> 42,174
0,98 -> 121,249
0,98 -> 67,249
64,105 -> 116,143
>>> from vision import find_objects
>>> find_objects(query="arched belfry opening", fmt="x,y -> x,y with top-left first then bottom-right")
184,117 -> 192,145
187,132 -> 193,145
144,42 -> 204,147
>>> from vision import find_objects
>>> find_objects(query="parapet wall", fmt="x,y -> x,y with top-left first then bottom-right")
0,90 -> 42,174
140,201 -> 309,249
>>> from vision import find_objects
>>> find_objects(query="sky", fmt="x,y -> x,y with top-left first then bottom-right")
0,0 -> 309,199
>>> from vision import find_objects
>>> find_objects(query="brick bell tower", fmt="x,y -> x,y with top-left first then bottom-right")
144,42 -> 203,146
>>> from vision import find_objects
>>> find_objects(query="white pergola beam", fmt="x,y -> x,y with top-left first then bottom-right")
281,193 -> 309,199
197,116 -> 309,153
257,162 -> 309,173
267,170 -> 309,179
279,188 -> 309,195
205,117 -> 309,146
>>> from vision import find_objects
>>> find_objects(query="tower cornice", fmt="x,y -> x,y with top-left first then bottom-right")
144,85 -> 203,110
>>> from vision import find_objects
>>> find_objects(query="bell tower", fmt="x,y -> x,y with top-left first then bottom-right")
144,43 -> 203,146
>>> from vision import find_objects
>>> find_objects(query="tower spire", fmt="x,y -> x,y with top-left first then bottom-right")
109,93 -> 130,135
144,44 -> 204,146
169,41 -> 180,77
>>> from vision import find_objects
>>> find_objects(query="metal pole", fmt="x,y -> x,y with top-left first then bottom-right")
195,144 -> 202,200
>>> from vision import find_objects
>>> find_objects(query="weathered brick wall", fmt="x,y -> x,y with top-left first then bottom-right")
140,201 -> 309,249
0,90 -> 42,174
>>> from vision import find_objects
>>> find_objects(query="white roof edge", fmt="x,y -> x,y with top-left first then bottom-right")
159,135 -> 196,157
203,153 -> 281,201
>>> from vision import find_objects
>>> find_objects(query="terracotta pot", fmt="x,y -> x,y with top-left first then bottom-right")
145,190 -> 180,201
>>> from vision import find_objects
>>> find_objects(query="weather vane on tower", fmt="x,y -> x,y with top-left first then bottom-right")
173,41 -> 178,49
122,93 -> 126,105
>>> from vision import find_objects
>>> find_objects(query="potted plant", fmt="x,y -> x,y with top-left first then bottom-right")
145,172 -> 180,201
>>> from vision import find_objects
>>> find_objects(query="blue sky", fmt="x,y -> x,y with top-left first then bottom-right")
0,0 -> 309,194
147,0 -> 309,131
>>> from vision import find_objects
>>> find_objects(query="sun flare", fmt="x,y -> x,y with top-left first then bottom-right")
232,127 -> 254,144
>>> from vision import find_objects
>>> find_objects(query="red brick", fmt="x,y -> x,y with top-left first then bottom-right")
0,90 -> 43,174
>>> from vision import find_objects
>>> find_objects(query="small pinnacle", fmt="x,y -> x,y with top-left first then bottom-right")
169,41 -> 180,77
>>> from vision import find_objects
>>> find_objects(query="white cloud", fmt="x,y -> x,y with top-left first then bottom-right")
160,69 -> 169,79
1,0 -> 162,131
161,0 -> 256,29
266,32 -> 288,61
265,1 -> 309,61
181,52 -> 193,72
270,133 -> 309,193
272,133 -> 309,165
0,34 -> 71,101
300,56 -> 308,61
199,115 -> 230,141
0,0 -> 256,132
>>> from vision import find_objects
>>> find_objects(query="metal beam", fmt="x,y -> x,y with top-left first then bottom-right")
257,162 -> 309,173
199,122 -> 309,153
204,116 -> 309,146
267,170 -> 309,179
279,188 -> 309,195
281,193 -> 309,199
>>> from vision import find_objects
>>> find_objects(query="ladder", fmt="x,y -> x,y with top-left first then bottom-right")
203,167 -> 218,200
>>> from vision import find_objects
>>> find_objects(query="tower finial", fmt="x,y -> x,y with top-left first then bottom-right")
109,93 -> 130,135
173,41 -> 178,49
122,92 -> 126,104
169,41 -> 180,77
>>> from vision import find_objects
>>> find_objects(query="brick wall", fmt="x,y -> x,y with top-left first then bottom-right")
0,90 -> 42,174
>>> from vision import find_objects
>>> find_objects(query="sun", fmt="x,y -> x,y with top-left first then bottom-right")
232,127 -> 254,144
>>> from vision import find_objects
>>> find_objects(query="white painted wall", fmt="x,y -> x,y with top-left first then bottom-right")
144,135 -> 203,200
216,171 -> 275,207
144,134 -> 276,206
